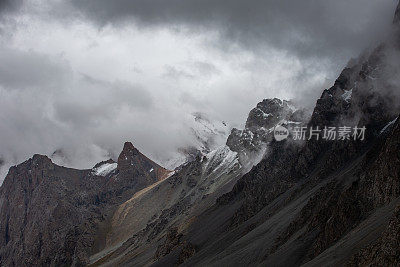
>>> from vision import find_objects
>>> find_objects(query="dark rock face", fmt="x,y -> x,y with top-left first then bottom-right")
154,227 -> 183,260
269,118 -> 399,263
0,155 -> 103,266
310,44 -> 399,135
218,139 -> 300,225
348,205 -> 400,266
154,227 -> 196,265
245,98 -> 294,130
394,1 -> 400,24
118,142 -> 166,181
226,128 -> 259,154
0,143 -> 170,266
360,117 -> 400,207
226,98 -> 308,167
112,142 -> 169,196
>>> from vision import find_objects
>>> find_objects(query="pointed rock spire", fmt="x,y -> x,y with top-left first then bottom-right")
117,142 -> 141,170
115,141 -> 171,183
122,141 -> 136,152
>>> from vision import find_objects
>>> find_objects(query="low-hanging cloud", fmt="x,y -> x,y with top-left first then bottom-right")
0,48 -> 71,90
0,47 -> 188,182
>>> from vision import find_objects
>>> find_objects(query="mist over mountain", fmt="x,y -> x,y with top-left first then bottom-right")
0,0 -> 397,185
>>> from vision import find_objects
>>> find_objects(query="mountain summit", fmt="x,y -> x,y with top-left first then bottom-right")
115,142 -> 170,195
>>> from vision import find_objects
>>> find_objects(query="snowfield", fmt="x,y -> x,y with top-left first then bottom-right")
93,162 -> 117,176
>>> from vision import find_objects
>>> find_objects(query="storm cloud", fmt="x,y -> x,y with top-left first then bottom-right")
70,0 -> 397,62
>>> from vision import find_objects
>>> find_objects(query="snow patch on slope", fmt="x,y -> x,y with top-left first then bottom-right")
93,163 -> 117,176
190,112 -> 229,153
380,117 -> 398,134
161,112 -> 230,170
255,108 -> 273,119
203,146 -> 240,176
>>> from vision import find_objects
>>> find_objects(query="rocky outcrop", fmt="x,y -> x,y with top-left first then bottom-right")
117,142 -> 168,184
226,98 -> 308,167
348,204 -> 400,266
271,116 -> 400,263
154,227 -> 196,265
0,155 -> 103,266
245,98 -> 295,130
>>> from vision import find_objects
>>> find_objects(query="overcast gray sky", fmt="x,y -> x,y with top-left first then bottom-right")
0,0 -> 398,183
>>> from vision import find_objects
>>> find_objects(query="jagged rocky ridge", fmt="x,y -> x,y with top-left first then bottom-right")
226,98 -> 309,167
84,99 -> 302,266
0,94 -> 301,266
150,5 -> 400,266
